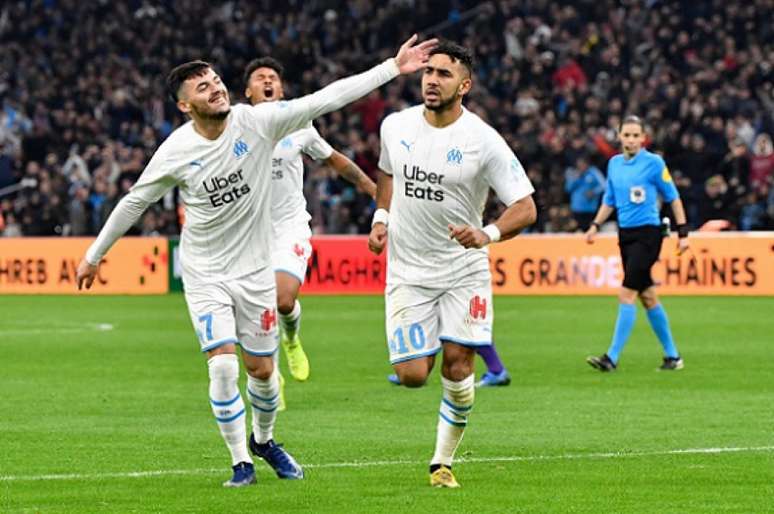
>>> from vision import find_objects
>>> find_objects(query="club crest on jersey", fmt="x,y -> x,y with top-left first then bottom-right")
446,147 -> 463,165
233,138 -> 249,159
280,137 -> 293,149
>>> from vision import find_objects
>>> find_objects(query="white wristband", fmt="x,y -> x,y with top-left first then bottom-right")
482,224 -> 501,244
372,208 -> 389,227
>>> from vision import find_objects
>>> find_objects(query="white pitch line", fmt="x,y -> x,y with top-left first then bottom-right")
0,323 -> 114,336
1,445 -> 772,483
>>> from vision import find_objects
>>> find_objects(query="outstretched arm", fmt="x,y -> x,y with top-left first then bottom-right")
325,151 -> 376,199
76,193 -> 153,289
76,152 -> 176,290
257,35 -> 437,141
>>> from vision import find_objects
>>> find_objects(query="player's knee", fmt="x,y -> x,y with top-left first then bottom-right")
394,363 -> 429,388
398,371 -> 428,388
618,288 -> 638,304
243,355 -> 274,380
443,360 -> 474,382
639,290 -> 658,309
276,292 -> 296,315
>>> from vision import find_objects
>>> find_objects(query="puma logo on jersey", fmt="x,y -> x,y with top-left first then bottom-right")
400,140 -> 414,152
190,160 -> 204,169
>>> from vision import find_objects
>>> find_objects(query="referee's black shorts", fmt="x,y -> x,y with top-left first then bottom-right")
618,225 -> 663,292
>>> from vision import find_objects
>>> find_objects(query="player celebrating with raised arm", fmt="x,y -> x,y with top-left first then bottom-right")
75,35 -> 436,488
585,115 -> 689,372
243,57 -> 376,391
368,40 -> 536,488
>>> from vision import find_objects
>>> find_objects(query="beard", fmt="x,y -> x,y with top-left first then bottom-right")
200,107 -> 230,121
191,102 -> 231,121
423,92 -> 457,112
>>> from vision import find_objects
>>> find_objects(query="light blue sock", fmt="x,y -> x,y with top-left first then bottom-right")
646,304 -> 679,358
606,304 -> 637,364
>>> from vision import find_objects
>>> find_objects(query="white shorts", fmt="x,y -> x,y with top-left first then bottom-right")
384,280 -> 493,365
271,223 -> 312,284
184,267 -> 279,356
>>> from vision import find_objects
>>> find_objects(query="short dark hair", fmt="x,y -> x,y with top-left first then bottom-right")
166,60 -> 212,102
243,57 -> 284,87
429,39 -> 474,76
619,115 -> 645,131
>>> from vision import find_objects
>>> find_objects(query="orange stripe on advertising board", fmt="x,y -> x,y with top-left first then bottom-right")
0,238 -> 168,294
489,233 -> 774,295
302,233 -> 774,296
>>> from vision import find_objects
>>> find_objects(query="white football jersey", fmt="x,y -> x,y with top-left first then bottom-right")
85,56 -> 400,283
270,126 -> 333,231
379,105 -> 534,287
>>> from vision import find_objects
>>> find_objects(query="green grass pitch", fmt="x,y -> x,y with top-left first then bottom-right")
1,294 -> 772,513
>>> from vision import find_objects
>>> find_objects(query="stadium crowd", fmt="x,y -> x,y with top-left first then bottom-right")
1,0 -> 773,237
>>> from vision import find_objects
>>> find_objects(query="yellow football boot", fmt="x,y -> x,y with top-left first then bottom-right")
277,372 -> 286,412
282,334 -> 310,381
430,465 -> 460,488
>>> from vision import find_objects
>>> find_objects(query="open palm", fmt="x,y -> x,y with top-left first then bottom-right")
394,34 -> 438,74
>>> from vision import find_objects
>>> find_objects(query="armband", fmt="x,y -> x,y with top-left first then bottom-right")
482,224 -> 501,243
371,208 -> 389,227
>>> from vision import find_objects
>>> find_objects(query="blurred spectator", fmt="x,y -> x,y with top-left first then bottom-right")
698,175 -> 735,227
749,133 -> 774,196
0,0 -> 771,235
564,155 -> 605,231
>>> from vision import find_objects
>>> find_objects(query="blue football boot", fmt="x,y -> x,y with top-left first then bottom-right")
249,434 -> 304,479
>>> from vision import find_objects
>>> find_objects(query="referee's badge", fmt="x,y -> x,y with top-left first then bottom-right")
629,186 -> 646,204
662,166 -> 673,183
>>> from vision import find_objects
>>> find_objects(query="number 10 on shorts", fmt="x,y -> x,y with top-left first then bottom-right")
389,323 -> 426,355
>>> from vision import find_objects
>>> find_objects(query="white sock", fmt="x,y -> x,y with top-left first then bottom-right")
431,374 -> 475,467
247,368 -> 280,444
280,300 -> 302,341
207,354 -> 251,465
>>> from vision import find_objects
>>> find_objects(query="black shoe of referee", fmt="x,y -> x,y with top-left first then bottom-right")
586,354 -> 617,372
659,356 -> 684,371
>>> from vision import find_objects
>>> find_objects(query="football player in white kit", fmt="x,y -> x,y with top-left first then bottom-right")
75,35 -> 437,488
243,57 -> 376,391
368,40 -> 537,488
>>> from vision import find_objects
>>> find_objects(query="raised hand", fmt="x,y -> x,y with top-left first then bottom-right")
394,34 -> 439,74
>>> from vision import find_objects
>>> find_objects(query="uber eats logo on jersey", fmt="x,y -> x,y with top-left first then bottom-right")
402,165 -> 445,202
203,169 -> 251,208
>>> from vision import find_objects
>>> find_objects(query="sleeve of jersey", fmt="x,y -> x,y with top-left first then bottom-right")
253,59 -> 400,142
654,158 -> 679,202
84,151 -> 177,265
482,132 -> 534,206
377,117 -> 393,175
303,127 -> 335,161
602,166 -> 615,206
